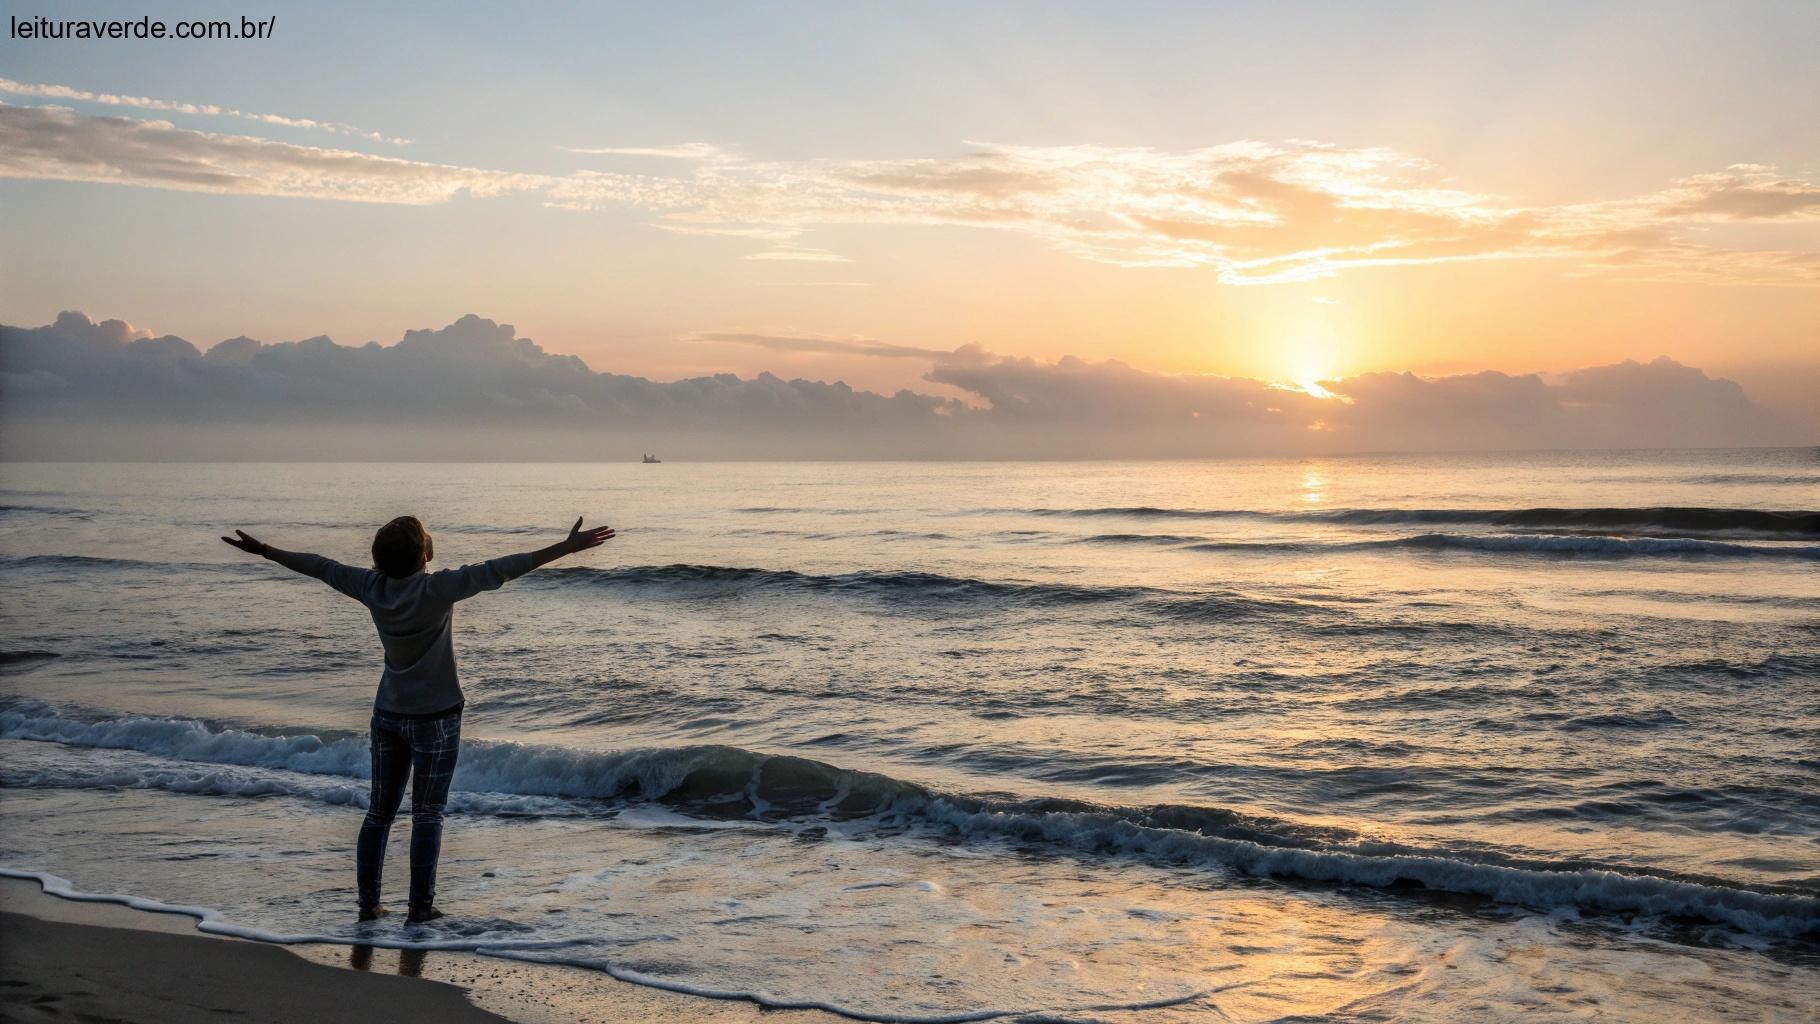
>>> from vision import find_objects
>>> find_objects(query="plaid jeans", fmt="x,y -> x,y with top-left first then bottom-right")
357,707 -> 462,912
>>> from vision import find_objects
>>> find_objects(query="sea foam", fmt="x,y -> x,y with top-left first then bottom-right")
6,704 -> 1818,939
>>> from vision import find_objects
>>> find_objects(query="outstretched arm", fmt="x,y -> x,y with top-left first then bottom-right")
527,517 -> 617,570
426,517 -> 615,603
221,529 -> 371,600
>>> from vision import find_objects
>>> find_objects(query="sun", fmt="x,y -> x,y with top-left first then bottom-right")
1274,309 -> 1346,399
1296,376 -> 1337,399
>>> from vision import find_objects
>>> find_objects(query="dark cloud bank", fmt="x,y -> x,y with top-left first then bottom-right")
0,312 -> 1805,460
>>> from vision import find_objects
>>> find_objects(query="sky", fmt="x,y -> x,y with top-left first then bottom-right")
1,1 -> 1816,457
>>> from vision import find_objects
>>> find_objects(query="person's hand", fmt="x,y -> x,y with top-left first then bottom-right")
564,517 -> 616,554
220,529 -> 269,557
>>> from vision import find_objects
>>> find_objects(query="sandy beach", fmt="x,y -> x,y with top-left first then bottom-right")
0,878 -> 845,1024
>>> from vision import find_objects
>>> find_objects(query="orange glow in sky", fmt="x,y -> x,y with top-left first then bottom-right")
0,5 -> 1815,431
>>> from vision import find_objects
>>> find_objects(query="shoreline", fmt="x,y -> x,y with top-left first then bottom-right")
0,877 -> 846,1024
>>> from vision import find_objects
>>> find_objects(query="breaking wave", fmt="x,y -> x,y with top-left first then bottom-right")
1013,505 -> 1818,539
0,504 -> 93,520
537,563 -> 1156,605
1176,534 -> 1820,559
5,704 -> 1816,939
1357,533 -> 1820,559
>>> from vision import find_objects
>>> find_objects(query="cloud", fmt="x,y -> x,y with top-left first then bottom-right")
0,313 -> 951,459
2,312 -> 1801,459
921,349 -> 1797,452
739,248 -> 851,262
3,99 -> 1817,286
695,333 -> 953,360
1654,165 -> 1820,221
0,77 -> 410,145
652,223 -> 804,241
0,103 -> 541,203
564,142 -> 732,161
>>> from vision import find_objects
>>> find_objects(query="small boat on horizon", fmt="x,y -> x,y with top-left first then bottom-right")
641,453 -> 661,463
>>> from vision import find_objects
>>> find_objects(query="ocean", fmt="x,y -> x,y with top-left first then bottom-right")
2,449 -> 1817,1022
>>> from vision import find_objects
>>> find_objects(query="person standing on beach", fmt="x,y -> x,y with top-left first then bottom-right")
220,515 -> 616,923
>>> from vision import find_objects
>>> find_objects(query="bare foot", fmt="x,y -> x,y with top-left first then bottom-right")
358,906 -> 391,922
406,906 -> 444,924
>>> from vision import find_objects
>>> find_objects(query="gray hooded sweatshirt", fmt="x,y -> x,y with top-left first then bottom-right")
266,549 -> 538,715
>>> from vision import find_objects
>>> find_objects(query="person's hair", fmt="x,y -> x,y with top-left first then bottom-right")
372,516 -> 431,578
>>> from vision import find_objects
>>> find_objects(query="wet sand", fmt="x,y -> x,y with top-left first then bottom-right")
0,879 -> 845,1024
